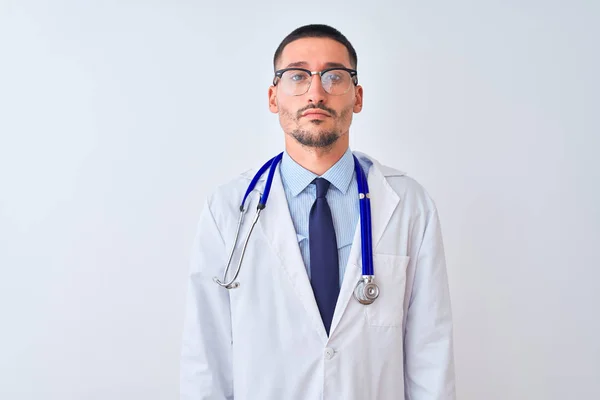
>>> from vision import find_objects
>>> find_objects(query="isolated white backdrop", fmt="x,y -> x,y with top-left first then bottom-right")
1,1 -> 598,399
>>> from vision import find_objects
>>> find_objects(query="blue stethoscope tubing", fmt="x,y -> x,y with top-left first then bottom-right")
214,152 -> 379,305
356,154 -> 373,277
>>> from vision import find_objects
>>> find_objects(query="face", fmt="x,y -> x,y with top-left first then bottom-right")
268,38 -> 363,149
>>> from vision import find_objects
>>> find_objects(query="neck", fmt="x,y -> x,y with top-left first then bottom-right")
284,133 -> 349,176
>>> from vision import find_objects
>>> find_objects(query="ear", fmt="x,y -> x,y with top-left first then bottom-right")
353,85 -> 363,113
268,86 -> 279,113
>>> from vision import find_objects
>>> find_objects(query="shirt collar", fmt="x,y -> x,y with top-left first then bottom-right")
280,147 -> 355,197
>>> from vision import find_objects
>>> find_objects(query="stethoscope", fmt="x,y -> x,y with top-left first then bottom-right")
214,152 -> 380,305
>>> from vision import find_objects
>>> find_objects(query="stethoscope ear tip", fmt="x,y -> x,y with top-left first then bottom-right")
213,276 -> 240,289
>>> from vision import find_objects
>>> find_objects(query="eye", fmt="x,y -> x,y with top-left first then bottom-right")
283,70 -> 310,83
323,71 -> 344,84
291,73 -> 307,82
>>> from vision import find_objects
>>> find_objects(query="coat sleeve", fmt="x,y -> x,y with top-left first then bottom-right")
180,198 -> 234,400
404,205 -> 456,400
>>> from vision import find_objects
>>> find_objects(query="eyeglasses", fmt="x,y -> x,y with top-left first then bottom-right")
273,67 -> 358,96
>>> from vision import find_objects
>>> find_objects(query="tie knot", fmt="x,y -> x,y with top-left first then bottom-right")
314,178 -> 331,198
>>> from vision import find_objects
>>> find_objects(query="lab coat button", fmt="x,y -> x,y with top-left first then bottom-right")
324,347 -> 335,360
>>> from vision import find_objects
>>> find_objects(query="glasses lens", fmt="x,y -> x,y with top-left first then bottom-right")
321,70 -> 353,95
280,70 -> 311,96
277,69 -> 355,96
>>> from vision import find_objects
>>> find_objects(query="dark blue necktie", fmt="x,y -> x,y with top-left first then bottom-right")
309,178 -> 339,335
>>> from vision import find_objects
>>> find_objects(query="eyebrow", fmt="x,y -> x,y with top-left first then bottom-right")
284,61 -> 351,69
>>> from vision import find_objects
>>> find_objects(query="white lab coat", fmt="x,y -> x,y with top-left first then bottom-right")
180,152 -> 456,400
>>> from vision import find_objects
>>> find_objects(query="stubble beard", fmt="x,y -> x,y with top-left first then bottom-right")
289,108 -> 352,150
290,121 -> 341,149
280,103 -> 352,151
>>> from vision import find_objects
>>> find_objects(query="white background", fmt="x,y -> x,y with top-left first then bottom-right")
1,1 -> 598,399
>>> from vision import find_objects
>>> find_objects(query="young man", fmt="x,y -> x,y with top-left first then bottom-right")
181,24 -> 456,400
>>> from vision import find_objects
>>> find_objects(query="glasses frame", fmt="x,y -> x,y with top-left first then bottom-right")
273,67 -> 359,96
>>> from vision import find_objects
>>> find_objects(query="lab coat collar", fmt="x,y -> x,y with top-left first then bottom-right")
240,151 -> 406,182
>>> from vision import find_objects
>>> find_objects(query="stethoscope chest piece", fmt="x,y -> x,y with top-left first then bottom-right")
353,276 -> 380,305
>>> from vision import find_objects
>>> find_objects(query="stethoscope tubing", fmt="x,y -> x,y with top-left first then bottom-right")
355,156 -> 374,277
215,152 -> 375,290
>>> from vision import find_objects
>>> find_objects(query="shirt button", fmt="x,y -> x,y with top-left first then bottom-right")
324,347 -> 335,360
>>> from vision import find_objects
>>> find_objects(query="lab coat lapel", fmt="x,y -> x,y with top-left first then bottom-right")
257,165 -> 329,342
330,223 -> 361,335
330,154 -> 401,334
363,154 -> 401,252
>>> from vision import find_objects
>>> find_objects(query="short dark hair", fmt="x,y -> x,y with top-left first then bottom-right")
273,24 -> 358,71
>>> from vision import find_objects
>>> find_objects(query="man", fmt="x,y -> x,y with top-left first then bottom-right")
180,24 -> 456,400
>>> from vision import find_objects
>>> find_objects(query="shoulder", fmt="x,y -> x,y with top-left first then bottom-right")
204,161 -> 265,219
354,151 -> 439,214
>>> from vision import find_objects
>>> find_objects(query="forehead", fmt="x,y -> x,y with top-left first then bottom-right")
277,37 -> 352,69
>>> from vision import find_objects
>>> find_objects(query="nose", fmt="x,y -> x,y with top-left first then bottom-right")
305,73 -> 327,104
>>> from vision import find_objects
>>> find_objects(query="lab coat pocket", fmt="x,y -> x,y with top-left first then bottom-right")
366,254 -> 410,327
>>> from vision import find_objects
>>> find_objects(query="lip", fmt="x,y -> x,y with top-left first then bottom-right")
302,110 -> 330,118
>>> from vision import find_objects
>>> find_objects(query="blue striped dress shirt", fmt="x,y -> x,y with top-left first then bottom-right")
279,148 -> 371,286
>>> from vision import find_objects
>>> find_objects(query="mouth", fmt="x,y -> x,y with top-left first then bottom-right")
301,111 -> 331,119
